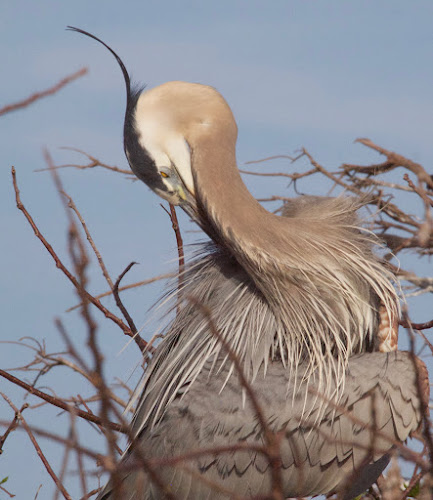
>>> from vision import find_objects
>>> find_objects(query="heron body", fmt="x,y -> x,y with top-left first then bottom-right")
69,28 -> 427,499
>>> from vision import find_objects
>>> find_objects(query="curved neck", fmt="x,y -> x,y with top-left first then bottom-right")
192,133 -> 282,266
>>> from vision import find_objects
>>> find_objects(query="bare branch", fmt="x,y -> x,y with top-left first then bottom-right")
35,147 -> 132,176
1,393 -> 72,500
11,166 -> 149,353
0,68 -> 87,116
0,369 -> 123,433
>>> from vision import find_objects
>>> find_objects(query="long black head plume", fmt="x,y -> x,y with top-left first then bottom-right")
67,26 -> 166,193
67,26 -> 136,108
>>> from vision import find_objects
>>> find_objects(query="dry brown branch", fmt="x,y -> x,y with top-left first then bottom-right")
113,262 -> 139,338
240,168 -> 309,180
66,212 -> 122,493
1,393 -> 72,500
79,488 -> 101,500
0,419 -> 102,460
244,153 -> 303,165
63,192 -> 114,289
65,271 -> 175,312
5,138 -> 433,498
70,411 -> 87,498
161,203 -> 185,316
0,68 -> 87,116
55,427 -> 74,500
302,147 -> 363,195
351,138 -> 433,190
398,468 -> 423,500
404,309 -> 433,473
0,402 -> 28,453
35,147 -> 133,176
11,166 -> 149,353
11,346 -> 130,410
0,484 -> 16,498
0,485 -> 15,498
400,319 -> 433,331
169,204 -> 185,277
0,369 -> 123,433
190,297 -> 284,500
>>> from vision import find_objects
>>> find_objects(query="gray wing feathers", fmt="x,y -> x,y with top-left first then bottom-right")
99,351 -> 423,499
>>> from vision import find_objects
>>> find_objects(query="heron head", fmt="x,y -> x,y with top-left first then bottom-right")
68,27 -> 237,224
128,81 -> 237,215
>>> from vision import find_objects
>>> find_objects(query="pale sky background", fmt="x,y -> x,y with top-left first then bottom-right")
1,1 -> 432,498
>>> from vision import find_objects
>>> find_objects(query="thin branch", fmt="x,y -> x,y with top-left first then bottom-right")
161,204 -> 185,316
169,204 -> 185,277
0,484 -> 16,498
190,298 -> 284,500
11,166 -> 149,353
0,369 -> 123,433
0,402 -> 28,452
113,262 -> 139,338
355,138 -> 433,189
243,153 -> 303,165
0,68 -> 87,116
63,192 -> 114,289
65,272 -> 175,312
400,318 -> 433,330
403,309 -> 433,474
1,394 -> 72,500
36,147 -> 132,176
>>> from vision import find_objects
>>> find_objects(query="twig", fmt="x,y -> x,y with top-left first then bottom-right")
11,166 -> 149,353
65,272 -> 175,312
0,484 -> 16,498
79,489 -> 101,500
1,394 -> 72,500
113,262 -> 139,338
398,469 -> 423,500
0,402 -> 28,452
240,169 -> 305,179
400,318 -> 433,330
0,68 -> 87,116
403,309 -> 433,473
67,213 -> 122,495
355,138 -> 433,189
161,204 -> 185,315
63,192 -> 114,289
169,204 -> 185,277
190,297 -> 284,500
35,147 -> 133,176
55,428 -> 73,500
243,153 -> 303,165
0,369 -> 123,432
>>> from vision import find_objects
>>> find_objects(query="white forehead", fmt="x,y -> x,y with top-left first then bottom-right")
133,102 -> 194,194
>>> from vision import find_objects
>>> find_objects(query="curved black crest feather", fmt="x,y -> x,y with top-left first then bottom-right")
67,26 -> 135,106
68,26 -> 165,191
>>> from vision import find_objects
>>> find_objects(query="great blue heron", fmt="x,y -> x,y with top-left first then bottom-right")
69,28 -> 427,499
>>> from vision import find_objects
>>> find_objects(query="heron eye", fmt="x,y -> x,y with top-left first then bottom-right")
160,171 -> 170,179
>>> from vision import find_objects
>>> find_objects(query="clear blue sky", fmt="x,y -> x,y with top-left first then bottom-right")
1,1 -> 432,498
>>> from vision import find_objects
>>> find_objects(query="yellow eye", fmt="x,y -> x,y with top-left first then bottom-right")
160,171 -> 169,178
